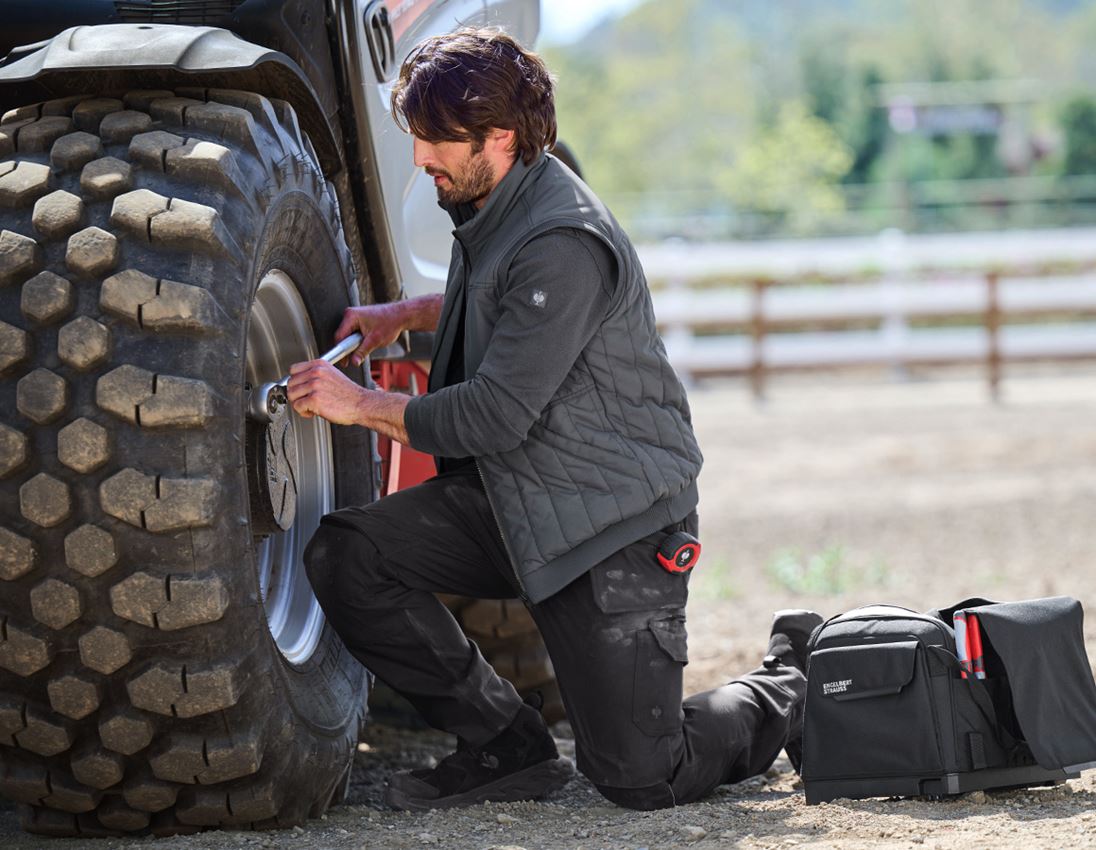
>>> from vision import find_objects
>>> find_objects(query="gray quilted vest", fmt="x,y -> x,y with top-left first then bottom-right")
433,153 -> 702,603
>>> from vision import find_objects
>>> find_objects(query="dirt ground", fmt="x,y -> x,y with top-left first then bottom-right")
3,365 -> 1095,849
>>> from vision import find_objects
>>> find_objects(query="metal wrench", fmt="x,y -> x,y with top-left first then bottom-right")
248,332 -> 364,422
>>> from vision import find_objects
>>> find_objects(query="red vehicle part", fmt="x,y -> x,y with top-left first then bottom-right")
371,359 -> 437,494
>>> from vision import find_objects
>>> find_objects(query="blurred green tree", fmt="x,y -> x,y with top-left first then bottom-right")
1060,95 -> 1096,175
719,101 -> 853,231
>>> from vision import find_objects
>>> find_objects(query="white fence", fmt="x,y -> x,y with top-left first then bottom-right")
642,229 -> 1096,396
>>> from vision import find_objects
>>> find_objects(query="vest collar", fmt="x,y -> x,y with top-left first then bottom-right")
444,151 -> 546,253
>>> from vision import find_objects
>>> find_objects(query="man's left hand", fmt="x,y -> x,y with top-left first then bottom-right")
286,360 -> 365,425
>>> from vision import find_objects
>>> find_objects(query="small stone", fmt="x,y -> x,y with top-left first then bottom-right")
966,790 -> 987,804
496,813 -> 517,824
682,825 -> 707,842
418,832 -> 439,844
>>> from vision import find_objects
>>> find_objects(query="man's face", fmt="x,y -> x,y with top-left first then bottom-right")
414,137 -> 496,206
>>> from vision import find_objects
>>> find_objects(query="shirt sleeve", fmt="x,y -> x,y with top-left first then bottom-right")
403,227 -> 616,458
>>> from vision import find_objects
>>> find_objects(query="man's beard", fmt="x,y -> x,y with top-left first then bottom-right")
429,150 -> 495,206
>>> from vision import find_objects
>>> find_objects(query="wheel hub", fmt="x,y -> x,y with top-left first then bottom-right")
247,401 -> 300,535
246,269 -> 333,665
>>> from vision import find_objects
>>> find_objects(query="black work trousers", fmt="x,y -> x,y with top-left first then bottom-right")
304,467 -> 803,808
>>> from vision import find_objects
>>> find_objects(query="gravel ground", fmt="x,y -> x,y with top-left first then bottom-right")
3,366 -> 1095,849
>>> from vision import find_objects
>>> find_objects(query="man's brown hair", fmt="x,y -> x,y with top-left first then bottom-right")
391,27 -> 557,165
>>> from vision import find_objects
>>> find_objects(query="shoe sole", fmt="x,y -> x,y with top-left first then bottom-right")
384,757 -> 574,812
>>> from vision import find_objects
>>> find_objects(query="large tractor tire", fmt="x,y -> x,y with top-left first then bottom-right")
0,89 -> 373,835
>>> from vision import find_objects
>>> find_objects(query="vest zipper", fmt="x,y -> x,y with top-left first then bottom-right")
454,239 -> 529,603
476,459 -> 529,604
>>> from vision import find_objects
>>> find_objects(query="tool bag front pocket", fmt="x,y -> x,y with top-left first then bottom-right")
803,640 -> 944,780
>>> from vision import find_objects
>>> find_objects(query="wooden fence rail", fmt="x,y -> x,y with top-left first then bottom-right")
650,270 -> 1096,399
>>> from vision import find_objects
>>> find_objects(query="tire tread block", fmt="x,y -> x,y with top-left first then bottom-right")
0,228 -> 43,284
101,268 -> 221,332
14,704 -> 71,756
0,526 -> 36,580
111,571 -> 229,631
0,163 -> 51,209
127,661 -> 240,718
150,731 -> 260,785
0,619 -> 53,677
97,364 -> 215,427
0,319 -> 28,373
99,468 -> 218,532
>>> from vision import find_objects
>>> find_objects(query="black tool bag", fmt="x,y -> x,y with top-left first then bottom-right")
801,597 -> 1096,804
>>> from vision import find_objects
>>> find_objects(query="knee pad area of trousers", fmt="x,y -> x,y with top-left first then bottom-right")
595,782 -> 675,811
303,523 -> 356,600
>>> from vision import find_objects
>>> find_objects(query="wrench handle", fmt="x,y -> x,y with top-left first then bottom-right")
275,332 -> 364,388
319,331 -> 365,367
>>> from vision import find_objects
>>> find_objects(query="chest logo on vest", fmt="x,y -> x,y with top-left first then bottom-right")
531,289 -> 547,309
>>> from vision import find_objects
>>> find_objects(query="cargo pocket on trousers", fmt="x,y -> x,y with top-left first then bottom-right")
590,528 -> 691,613
632,617 -> 688,737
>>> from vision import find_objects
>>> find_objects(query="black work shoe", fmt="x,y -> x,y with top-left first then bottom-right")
763,609 -> 823,774
384,702 -> 573,811
762,609 -> 823,675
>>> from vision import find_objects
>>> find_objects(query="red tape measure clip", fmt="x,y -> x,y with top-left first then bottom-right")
657,531 -> 701,574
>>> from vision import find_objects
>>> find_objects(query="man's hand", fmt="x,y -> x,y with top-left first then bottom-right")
335,304 -> 406,368
335,294 -> 445,367
286,359 -> 412,444
286,360 -> 367,424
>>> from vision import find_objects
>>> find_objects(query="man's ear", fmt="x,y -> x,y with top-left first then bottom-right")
486,127 -> 517,157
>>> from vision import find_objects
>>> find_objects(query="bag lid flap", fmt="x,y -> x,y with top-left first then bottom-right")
964,596 -> 1096,770
809,640 -> 918,702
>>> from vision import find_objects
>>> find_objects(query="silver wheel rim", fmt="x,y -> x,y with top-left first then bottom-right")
247,270 -> 332,665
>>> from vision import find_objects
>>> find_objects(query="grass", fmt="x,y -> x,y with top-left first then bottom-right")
765,545 -> 891,596
690,556 -> 741,601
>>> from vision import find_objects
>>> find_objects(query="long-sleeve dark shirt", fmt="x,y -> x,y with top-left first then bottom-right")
405,227 -> 616,461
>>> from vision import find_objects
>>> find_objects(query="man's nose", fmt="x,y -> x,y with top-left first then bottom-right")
413,138 -> 433,168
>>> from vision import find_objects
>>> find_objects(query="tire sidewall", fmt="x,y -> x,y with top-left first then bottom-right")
244,187 -> 372,730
